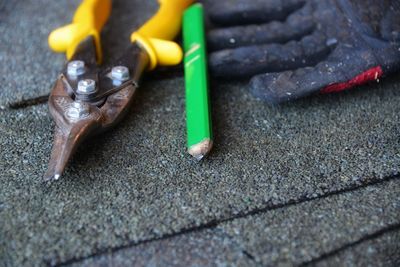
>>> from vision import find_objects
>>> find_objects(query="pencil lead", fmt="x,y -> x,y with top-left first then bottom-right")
194,154 -> 205,161
188,139 -> 213,160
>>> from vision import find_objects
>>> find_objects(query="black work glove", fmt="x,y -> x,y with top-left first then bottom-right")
206,0 -> 400,104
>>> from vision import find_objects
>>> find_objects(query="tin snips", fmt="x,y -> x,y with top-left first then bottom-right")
44,0 -> 193,181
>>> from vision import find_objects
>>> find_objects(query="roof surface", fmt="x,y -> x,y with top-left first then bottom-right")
1,0 -> 399,266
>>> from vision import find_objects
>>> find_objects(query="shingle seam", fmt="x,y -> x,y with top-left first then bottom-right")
242,249 -> 260,265
213,227 -> 261,266
299,223 -> 400,267
8,94 -> 49,109
55,174 -> 400,267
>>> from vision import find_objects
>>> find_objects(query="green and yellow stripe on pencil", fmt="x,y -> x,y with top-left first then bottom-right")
183,3 -> 213,160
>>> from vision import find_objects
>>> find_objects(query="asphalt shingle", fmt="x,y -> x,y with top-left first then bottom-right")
1,76 -> 400,265
0,0 -> 79,107
67,178 -> 400,267
1,0 -> 400,266
69,229 -> 255,267
217,179 -> 400,266
315,230 -> 400,267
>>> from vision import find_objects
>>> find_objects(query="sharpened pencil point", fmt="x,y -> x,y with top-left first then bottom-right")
188,139 -> 213,160
194,154 -> 205,161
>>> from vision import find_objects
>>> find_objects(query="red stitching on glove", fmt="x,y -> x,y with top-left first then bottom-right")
320,66 -> 383,94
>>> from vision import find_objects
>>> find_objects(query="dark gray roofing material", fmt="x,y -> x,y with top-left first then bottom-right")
72,180 -> 400,267
217,179 -> 400,266
1,0 -> 399,266
69,229 -> 255,267
0,0 -> 79,107
1,76 -> 400,266
315,230 -> 400,267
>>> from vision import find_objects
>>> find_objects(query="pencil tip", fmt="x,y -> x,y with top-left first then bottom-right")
188,139 -> 213,160
194,154 -> 205,161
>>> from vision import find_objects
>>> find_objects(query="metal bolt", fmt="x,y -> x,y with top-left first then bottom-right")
77,79 -> 96,95
66,101 -> 90,120
67,60 -> 85,76
111,66 -> 130,82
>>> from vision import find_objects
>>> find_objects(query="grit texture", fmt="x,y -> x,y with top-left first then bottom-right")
1,0 -> 399,266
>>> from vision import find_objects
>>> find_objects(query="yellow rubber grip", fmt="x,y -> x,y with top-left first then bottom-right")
131,0 -> 194,69
48,0 -> 111,64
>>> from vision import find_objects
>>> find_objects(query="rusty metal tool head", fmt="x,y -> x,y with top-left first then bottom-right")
44,0 -> 193,181
44,37 -> 148,181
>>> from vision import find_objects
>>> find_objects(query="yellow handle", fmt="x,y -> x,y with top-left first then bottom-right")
131,0 -> 194,69
48,0 -> 111,63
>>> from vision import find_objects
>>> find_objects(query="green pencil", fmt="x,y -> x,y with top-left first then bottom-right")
183,4 -> 213,160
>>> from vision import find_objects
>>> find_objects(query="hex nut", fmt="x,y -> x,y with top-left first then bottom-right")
66,101 -> 90,120
77,79 -> 96,95
111,66 -> 130,82
67,60 -> 85,76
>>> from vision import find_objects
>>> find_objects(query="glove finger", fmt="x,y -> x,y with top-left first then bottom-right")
209,31 -> 331,78
380,2 -> 400,41
249,46 -> 383,104
206,0 -> 306,26
208,4 -> 314,51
